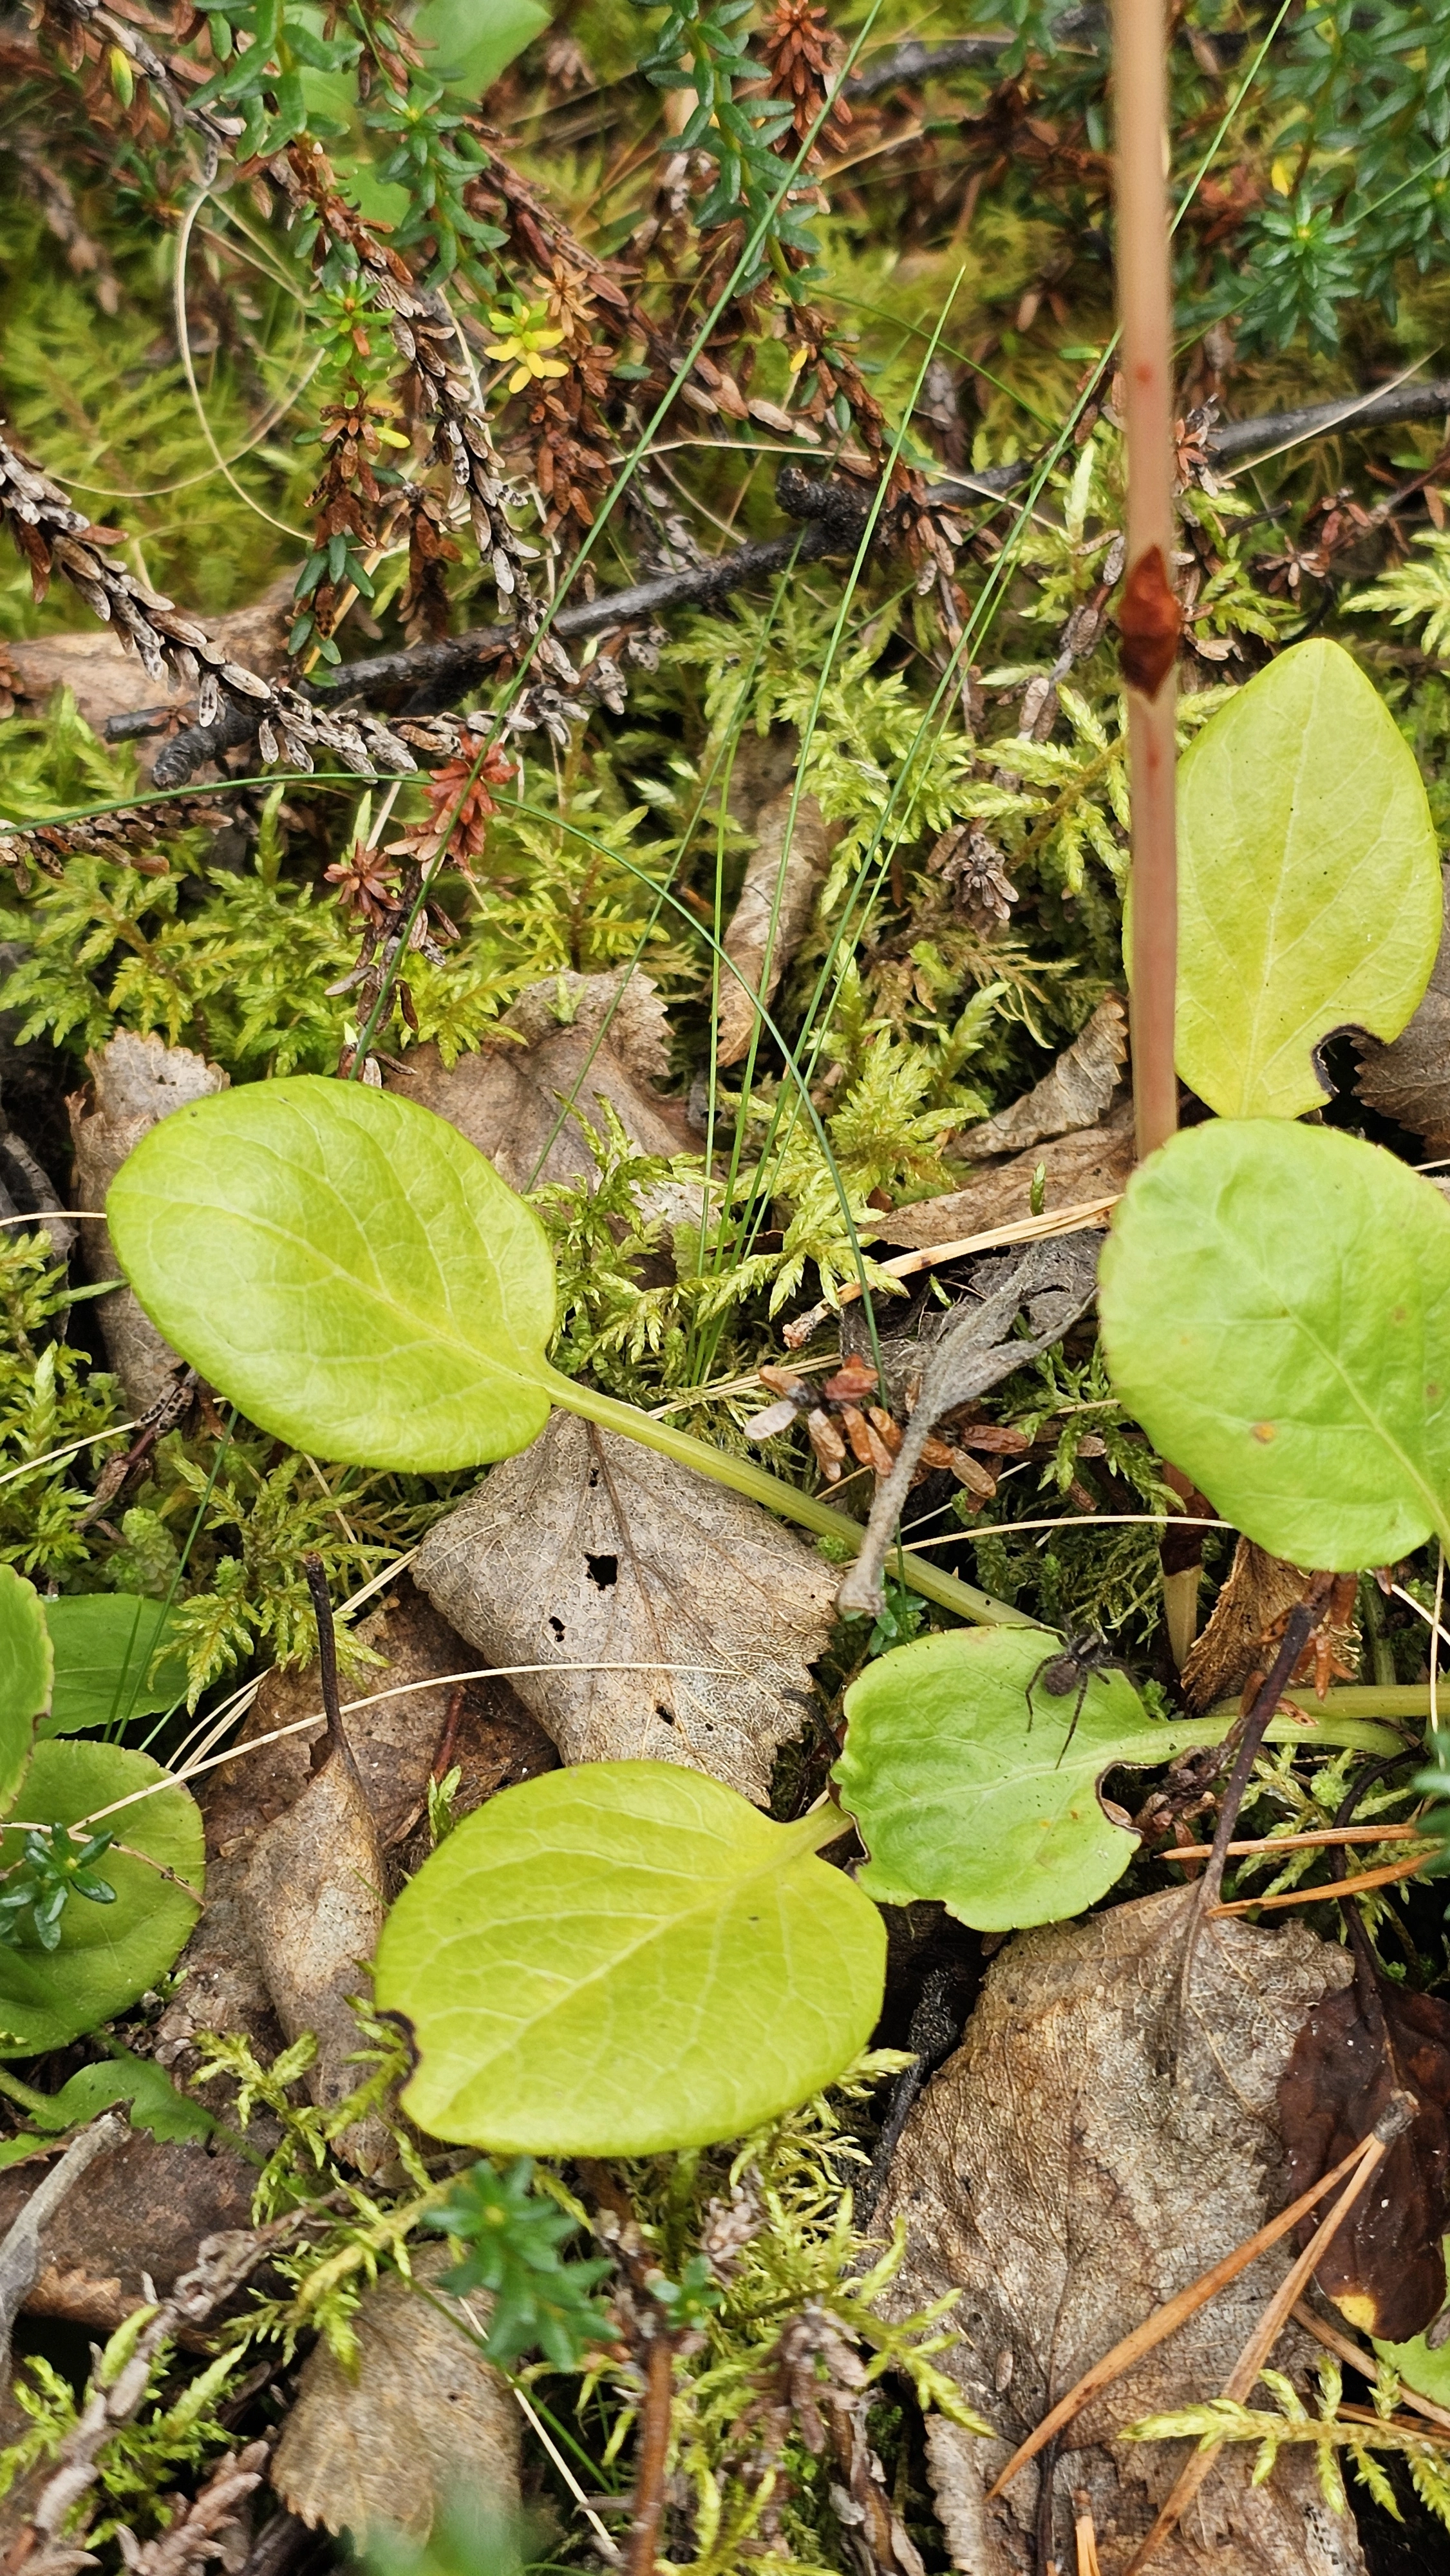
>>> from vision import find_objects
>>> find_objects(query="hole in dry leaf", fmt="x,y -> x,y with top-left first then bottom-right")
549,1615 -> 565,1640
585,1553 -> 619,1589
655,1703 -> 675,1726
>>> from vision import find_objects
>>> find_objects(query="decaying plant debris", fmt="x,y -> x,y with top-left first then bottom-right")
11,0 -> 1450,2570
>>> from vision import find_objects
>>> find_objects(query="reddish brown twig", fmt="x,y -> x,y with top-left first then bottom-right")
626,2331 -> 675,2576
1207,1849 -> 1434,1917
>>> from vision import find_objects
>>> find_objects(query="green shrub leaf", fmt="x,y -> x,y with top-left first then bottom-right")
0,2045 -> 217,2164
1174,639 -> 1440,1118
833,1627 -> 1218,1930
374,1762 -> 886,2154
1099,1119 -> 1450,1567
107,1077 -> 558,1472
42,1595 -> 188,1738
0,1568 -> 49,1814
0,1743 -> 203,2056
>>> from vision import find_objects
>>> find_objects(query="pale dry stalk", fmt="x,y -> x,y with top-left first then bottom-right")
1111,0 -> 1180,1160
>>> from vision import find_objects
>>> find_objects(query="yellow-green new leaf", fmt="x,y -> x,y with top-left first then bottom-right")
0,1567 -> 49,1816
1099,1119 -> 1450,1567
1174,640 -> 1440,1118
375,1763 -> 886,2154
107,1078 -> 558,1472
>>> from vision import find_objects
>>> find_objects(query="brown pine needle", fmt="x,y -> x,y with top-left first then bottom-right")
984,2130 -> 1381,2501
1207,1850 -> 1434,1917
1292,2300 -> 1450,2436
1164,1823 -> 1420,1864
1121,2117 -> 1404,2575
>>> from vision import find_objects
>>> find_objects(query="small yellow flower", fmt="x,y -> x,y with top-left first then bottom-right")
485,303 -> 569,396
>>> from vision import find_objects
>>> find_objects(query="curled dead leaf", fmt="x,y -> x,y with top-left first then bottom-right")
715,789 -> 831,1068
70,1031 -> 228,1411
954,996 -> 1127,1162
1180,1537 -> 1312,1714
876,1099 -> 1135,1253
1355,862 -> 1450,1153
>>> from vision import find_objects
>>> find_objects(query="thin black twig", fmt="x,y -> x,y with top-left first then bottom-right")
301,1552 -> 368,1802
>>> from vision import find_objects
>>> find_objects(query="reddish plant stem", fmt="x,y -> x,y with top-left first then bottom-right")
1113,0 -> 1180,1162
625,2332 -> 675,2576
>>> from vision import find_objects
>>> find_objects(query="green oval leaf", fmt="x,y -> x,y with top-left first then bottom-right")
0,1741 -> 203,2057
0,1567 -> 49,1814
107,1077 -> 557,1472
375,1762 -> 886,2154
42,1595 -> 187,1738
1174,639 -> 1440,1118
1099,1119 -> 1450,1568
833,1627 -> 1217,1931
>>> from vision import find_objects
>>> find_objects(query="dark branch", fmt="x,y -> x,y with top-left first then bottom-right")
842,35 -> 1012,96
117,378 -> 1450,781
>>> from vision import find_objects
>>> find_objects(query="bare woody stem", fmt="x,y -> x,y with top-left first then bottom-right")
1112,0 -> 1181,1161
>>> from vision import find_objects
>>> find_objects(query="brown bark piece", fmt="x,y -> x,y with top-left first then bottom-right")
241,1750 -> 386,2162
1355,863 -> 1450,1151
1180,1538 -> 1312,1714
0,2131 -> 256,2335
388,967 -> 692,1194
271,2244 -> 520,2542
715,789 -> 831,1067
876,1886 -> 1362,2576
954,995 -> 1129,1162
415,1412 -> 836,1803
876,1097 -> 1135,1251
69,1030 -> 229,1410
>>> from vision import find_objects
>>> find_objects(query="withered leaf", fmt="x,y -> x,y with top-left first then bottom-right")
876,1886 -> 1360,2576
70,1030 -> 229,1411
414,1410 -> 838,1803
715,788 -> 831,1068
1355,862 -> 1450,1151
387,967 -> 692,1194
1119,543 -> 1182,699
272,2244 -> 520,2542
954,995 -> 1127,1163
1180,1536 -> 1312,1714
0,2128 -> 256,2338
3,577 -> 294,744
1279,1974 -> 1450,2344
877,1099 -> 1135,1253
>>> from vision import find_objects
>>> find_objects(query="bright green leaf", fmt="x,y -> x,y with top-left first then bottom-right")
0,1743 -> 203,2057
833,1627 -> 1219,1930
0,1568 -> 48,1816
375,1762 -> 886,2155
42,1596 -> 188,1738
0,2047 -> 216,2164
1173,639 -> 1440,1117
414,0 -> 550,97
107,1077 -> 558,1473
1374,2246 -> 1450,2401
1099,1119 -> 1450,1568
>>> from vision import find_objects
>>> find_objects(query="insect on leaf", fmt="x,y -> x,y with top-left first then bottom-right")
374,1761 -> 886,2154
0,1567 -> 49,1812
0,1740 -> 203,2056
1172,639 -> 1440,1118
832,1627 -> 1221,1931
1099,1119 -> 1450,1567
106,1077 -> 560,1472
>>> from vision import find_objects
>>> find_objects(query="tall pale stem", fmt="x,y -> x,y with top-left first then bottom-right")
1113,0 -> 1180,1161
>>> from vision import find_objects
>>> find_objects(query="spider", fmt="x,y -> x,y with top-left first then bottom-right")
1025,1627 -> 1138,1765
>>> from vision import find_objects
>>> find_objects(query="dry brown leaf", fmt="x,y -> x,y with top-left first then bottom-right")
0,2130 -> 256,2337
877,1098 -> 1135,1252
715,789 -> 831,1068
242,1747 -> 387,2168
388,967 -> 692,1193
414,1411 -> 838,1803
876,1886 -> 1362,2576
954,994 -> 1128,1161
69,1031 -> 228,1410
1355,862 -> 1450,1151
1179,1537 -> 1312,1714
272,2244 -> 520,2542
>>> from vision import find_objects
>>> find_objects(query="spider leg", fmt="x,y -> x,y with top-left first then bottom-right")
1023,1652 -> 1056,1732
1053,1673 -> 1092,1769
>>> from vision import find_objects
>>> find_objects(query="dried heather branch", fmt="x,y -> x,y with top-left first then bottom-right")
115,2444 -> 270,2576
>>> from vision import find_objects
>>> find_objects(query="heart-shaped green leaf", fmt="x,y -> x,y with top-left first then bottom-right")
107,1077 -> 558,1472
0,1742 -> 203,2057
1174,639 -> 1440,1118
42,1595 -> 188,1738
833,1627 -> 1221,1930
0,1567 -> 50,1814
375,1761 -> 886,2154
1099,1119 -> 1450,1567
